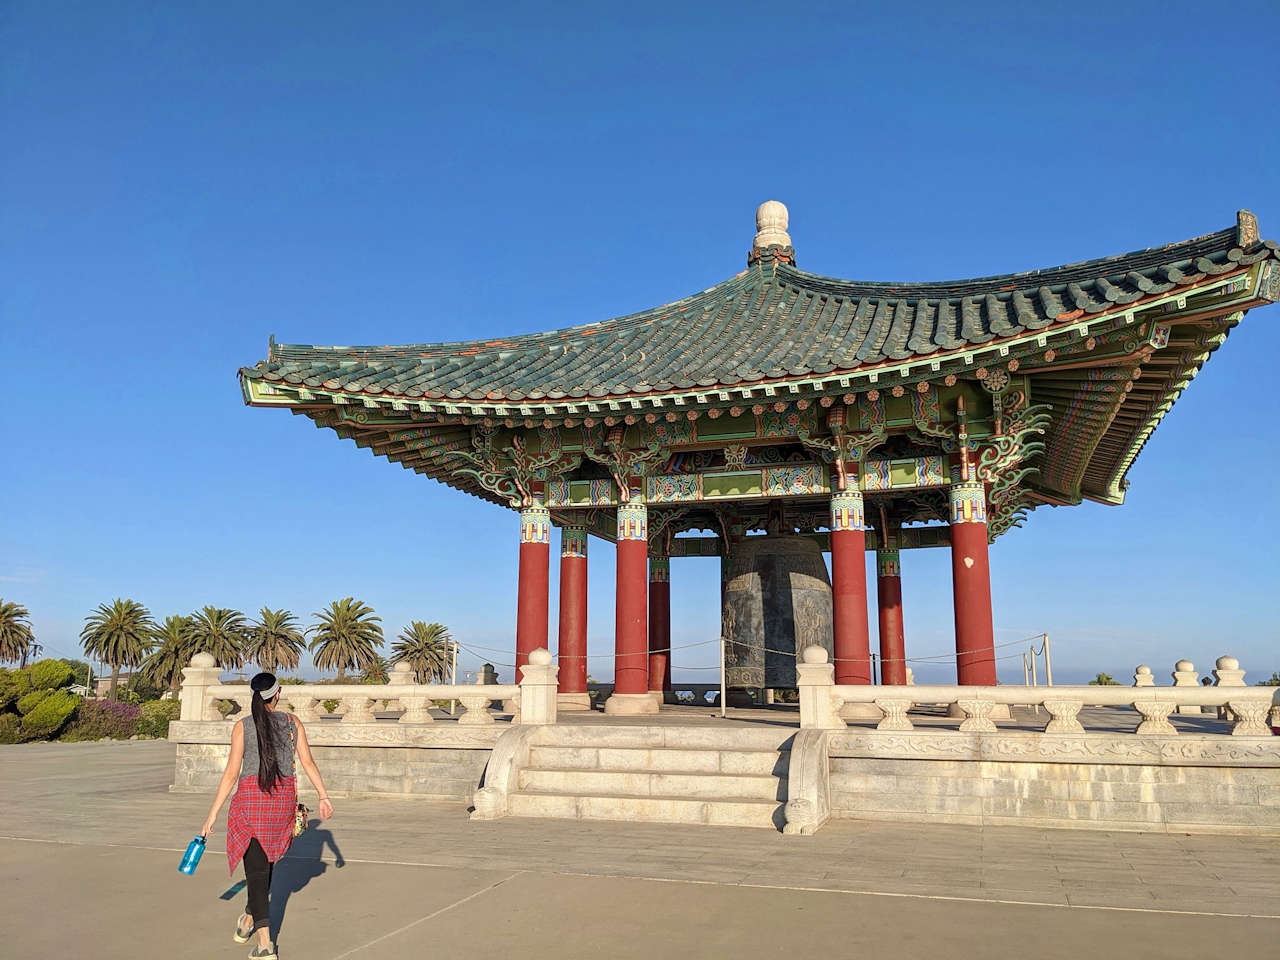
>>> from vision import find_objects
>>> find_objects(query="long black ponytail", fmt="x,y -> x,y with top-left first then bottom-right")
249,672 -> 283,794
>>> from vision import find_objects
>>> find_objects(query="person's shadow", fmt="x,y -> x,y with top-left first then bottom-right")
270,821 -> 345,943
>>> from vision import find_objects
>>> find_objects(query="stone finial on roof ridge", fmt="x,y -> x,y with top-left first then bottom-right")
1237,209 -> 1260,249
754,200 -> 791,249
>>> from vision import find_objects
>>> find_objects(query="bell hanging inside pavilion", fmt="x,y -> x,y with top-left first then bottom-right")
722,535 -> 835,688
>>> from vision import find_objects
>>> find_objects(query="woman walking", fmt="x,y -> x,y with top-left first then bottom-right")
201,673 -> 333,959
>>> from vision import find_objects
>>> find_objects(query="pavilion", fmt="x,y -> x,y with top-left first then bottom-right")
239,203 -> 1278,715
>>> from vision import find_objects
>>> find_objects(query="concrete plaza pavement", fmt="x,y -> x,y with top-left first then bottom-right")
2,740 -> 1278,959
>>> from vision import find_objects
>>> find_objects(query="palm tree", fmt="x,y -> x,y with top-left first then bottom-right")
246,608 -> 306,675
0,600 -> 36,666
391,621 -> 453,684
189,606 -> 250,670
80,599 -> 156,700
140,615 -> 196,696
359,655 -> 390,684
308,598 -> 383,681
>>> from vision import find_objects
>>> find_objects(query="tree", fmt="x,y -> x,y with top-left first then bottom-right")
246,608 -> 306,675
1256,672 -> 1280,687
390,621 -> 453,684
1089,673 -> 1121,686
308,598 -> 383,681
359,655 -> 390,685
140,615 -> 197,696
80,599 -> 156,701
188,606 -> 250,670
0,600 -> 36,666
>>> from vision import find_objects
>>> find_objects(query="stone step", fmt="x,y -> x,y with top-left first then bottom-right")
538,724 -> 796,753
519,768 -> 786,801
527,745 -> 788,777
506,790 -> 784,829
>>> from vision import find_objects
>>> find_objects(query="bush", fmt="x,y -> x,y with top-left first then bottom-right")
0,668 -> 33,709
17,689 -> 53,715
61,700 -> 141,741
138,699 -> 181,738
21,690 -> 81,739
0,713 -> 23,744
28,659 -> 74,692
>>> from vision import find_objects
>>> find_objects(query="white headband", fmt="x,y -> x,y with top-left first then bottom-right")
257,681 -> 281,700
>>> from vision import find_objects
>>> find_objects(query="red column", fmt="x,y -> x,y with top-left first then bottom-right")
949,480 -> 996,685
557,525 -> 589,700
607,501 -> 657,713
830,490 -> 872,685
648,557 -> 671,695
515,505 -> 551,671
876,531 -> 907,685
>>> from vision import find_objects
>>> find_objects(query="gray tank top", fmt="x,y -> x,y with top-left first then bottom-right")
239,711 -> 296,779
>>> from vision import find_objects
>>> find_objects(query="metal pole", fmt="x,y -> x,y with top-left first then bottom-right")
1022,652 -> 1029,687
719,633 -> 727,719
1043,633 -> 1053,686
449,641 -> 459,715
1030,650 -> 1039,714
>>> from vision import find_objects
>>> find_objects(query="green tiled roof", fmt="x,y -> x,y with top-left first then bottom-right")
241,217 -> 1276,405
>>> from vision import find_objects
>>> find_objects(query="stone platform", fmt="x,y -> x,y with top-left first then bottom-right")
168,703 -> 1280,836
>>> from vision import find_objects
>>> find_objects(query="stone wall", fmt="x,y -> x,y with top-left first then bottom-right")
169,720 -> 505,800
171,743 -> 494,800
828,731 -> 1280,835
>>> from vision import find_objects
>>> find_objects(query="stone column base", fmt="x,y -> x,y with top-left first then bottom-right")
557,692 -> 592,711
604,693 -> 661,716
947,702 -> 1011,720
839,702 -> 883,720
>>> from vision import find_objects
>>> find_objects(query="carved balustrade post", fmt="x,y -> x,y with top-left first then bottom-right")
177,653 -> 223,722
873,698 -> 914,732
796,646 -> 844,730
956,699 -> 997,733
517,648 -> 559,725
1042,699 -> 1085,734
398,695 -> 434,724
1133,699 -> 1177,735
457,685 -> 496,725
339,695 -> 375,723
287,695 -> 321,723
1171,659 -> 1201,714
1227,700 -> 1272,737
234,694 -> 254,718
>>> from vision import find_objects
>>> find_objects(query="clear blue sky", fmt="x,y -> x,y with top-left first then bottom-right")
2,1 -> 1277,685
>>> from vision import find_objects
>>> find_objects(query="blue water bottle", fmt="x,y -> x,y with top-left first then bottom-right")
178,835 -> 206,875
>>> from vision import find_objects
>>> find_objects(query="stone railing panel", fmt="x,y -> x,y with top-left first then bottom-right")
794,646 -> 1279,737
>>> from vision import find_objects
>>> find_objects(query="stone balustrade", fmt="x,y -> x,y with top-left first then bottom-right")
795,646 -> 1278,736
176,648 -> 557,728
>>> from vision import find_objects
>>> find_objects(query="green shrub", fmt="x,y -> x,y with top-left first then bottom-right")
17,689 -> 53,715
322,699 -> 339,714
28,660 -> 75,692
0,668 -> 32,709
21,690 -> 81,739
137,699 -> 181,738
60,700 -> 141,741
0,713 -> 23,744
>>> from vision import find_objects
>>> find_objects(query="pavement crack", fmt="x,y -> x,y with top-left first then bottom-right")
328,871 -> 524,959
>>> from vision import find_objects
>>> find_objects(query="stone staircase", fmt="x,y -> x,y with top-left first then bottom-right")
491,725 -> 795,829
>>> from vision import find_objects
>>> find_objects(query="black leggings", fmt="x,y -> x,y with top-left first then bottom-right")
243,838 -> 274,931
